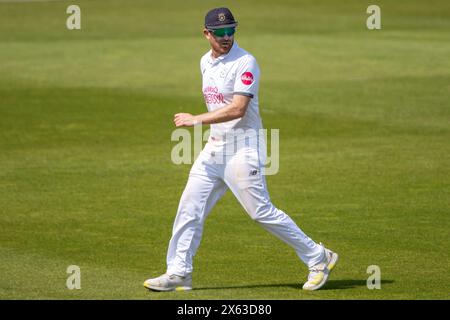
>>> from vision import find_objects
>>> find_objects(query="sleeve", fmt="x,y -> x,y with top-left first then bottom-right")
233,56 -> 260,99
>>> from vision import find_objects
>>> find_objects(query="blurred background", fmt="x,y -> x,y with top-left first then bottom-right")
0,0 -> 449,299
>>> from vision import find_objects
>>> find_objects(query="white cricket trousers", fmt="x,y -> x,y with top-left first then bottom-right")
166,144 -> 324,276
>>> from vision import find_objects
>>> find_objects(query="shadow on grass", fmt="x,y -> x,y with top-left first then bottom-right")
321,279 -> 394,290
195,280 -> 394,291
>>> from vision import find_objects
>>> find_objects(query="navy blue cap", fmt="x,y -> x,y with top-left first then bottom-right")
204,7 -> 238,30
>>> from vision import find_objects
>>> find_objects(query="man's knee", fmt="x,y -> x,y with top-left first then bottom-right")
249,202 -> 280,222
177,198 -> 202,222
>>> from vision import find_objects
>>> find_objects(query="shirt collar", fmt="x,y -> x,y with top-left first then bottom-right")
207,41 -> 239,65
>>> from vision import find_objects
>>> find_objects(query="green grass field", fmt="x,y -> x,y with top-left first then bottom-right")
1,0 -> 449,299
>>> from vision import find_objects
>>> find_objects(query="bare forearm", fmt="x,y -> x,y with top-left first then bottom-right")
174,95 -> 250,127
194,103 -> 244,125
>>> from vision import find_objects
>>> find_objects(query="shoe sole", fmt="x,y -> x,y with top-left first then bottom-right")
303,252 -> 339,291
144,283 -> 192,292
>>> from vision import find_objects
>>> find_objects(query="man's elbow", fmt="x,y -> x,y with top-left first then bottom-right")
234,108 -> 246,118
231,95 -> 251,119
231,104 -> 248,119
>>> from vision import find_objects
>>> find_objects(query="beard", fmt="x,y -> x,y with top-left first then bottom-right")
217,39 -> 233,52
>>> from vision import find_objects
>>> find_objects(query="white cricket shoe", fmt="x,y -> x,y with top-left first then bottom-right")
143,273 -> 192,292
302,243 -> 339,291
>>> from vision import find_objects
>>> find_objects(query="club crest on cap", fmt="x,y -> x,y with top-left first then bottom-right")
205,7 -> 237,29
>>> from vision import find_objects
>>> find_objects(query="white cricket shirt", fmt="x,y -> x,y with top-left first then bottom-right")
200,42 -> 262,151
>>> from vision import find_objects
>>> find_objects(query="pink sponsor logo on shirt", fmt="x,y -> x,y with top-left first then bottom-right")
241,72 -> 254,85
203,86 -> 224,104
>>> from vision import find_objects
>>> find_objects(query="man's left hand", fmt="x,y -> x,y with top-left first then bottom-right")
174,113 -> 199,127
